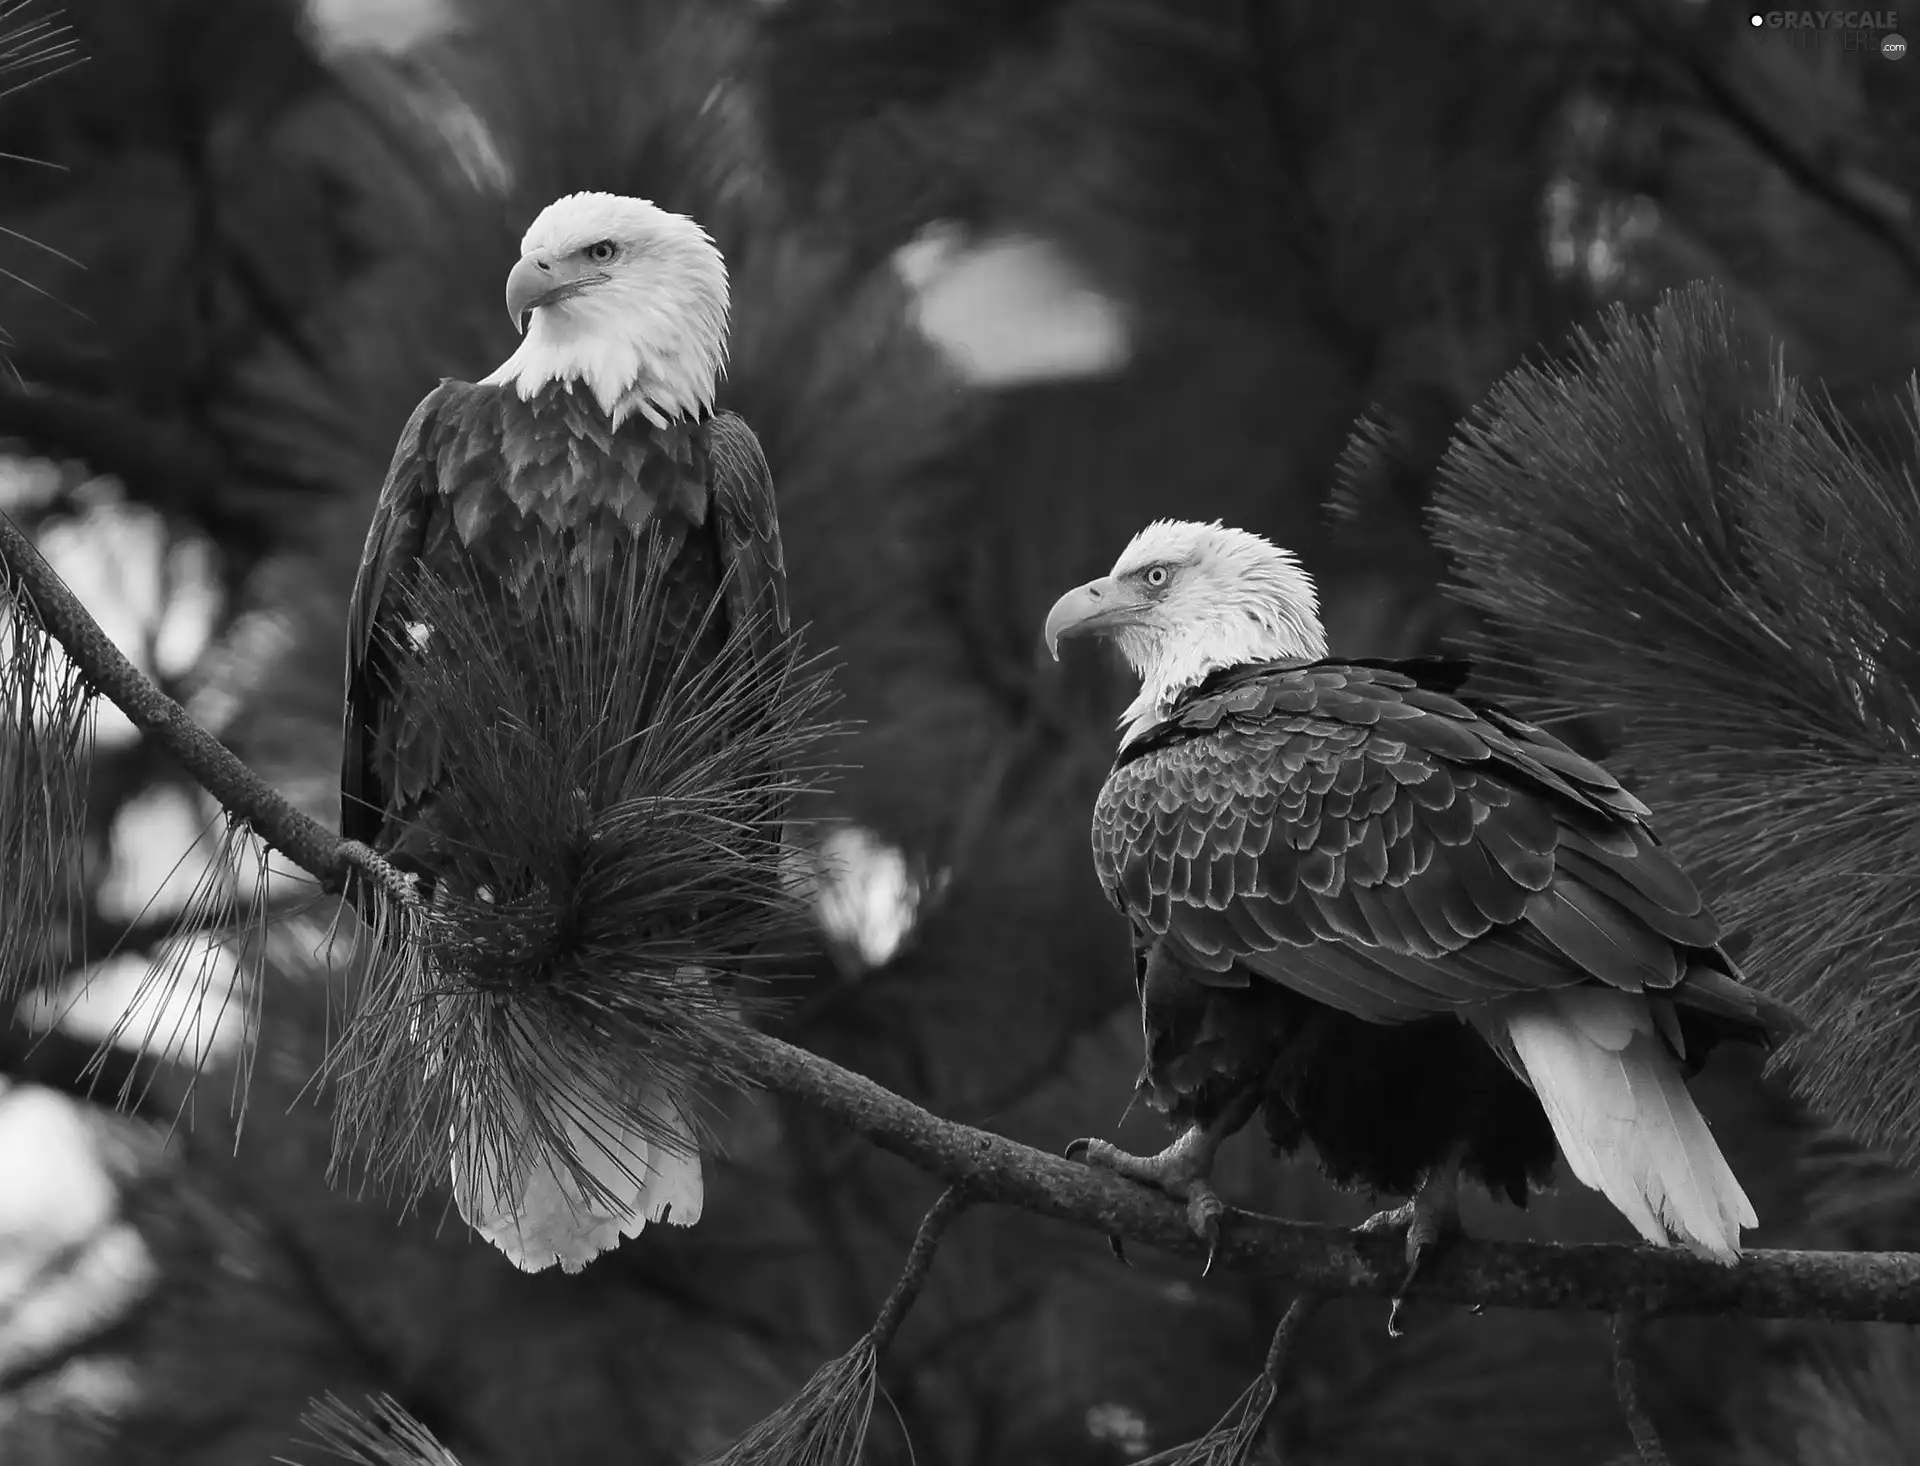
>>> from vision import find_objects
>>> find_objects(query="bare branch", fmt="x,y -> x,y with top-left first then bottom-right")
1610,1313 -> 1672,1466
867,1184 -> 968,1350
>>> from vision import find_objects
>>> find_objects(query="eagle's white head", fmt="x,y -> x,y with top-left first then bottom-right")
481,191 -> 730,430
1044,518 -> 1328,743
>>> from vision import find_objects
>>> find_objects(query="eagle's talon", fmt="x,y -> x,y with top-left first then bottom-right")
1402,1210 -> 1449,1277
1067,1123 -> 1244,1275
1189,1182 -> 1226,1276
1357,1157 -> 1464,1338
1068,1137 -> 1144,1264
1387,1235 -> 1435,1338
1356,1200 -> 1417,1237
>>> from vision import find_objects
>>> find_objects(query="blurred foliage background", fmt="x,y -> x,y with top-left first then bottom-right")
2,0 -> 1919,1462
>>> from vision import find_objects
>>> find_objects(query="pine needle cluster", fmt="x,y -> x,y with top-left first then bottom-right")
287,1393 -> 465,1466
325,540 -> 839,1214
698,1186 -> 968,1466
1,1 -> 78,99
0,569 -> 93,1006
1428,281 -> 1920,1163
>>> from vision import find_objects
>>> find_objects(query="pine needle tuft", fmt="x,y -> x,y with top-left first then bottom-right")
1134,1293 -> 1322,1466
89,813 -> 273,1128
286,1393 -> 464,1466
1,1 -> 81,99
700,1187 -> 968,1466
0,564 -> 94,1008
1429,280 -> 1920,1159
324,540 -> 841,1218
703,1337 -> 882,1466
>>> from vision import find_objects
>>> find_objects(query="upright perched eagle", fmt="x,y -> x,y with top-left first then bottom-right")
339,192 -> 787,1272
1045,519 -> 1795,1303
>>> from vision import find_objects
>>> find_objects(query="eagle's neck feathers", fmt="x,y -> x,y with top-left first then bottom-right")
1116,589 -> 1327,747
481,275 -> 727,431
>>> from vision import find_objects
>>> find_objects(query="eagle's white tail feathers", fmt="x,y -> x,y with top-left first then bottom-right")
452,1071 -> 704,1275
1501,987 -> 1754,1263
448,969 -> 723,1274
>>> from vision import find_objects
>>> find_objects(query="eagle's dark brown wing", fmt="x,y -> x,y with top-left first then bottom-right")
340,382 -> 456,849
1093,661 -> 1791,1040
702,410 -> 789,656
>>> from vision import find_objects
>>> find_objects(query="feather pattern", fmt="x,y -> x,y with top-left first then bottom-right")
1097,659 -> 1768,1024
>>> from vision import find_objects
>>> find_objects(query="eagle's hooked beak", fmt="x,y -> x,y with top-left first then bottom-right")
1044,575 -> 1149,661
505,250 -> 602,334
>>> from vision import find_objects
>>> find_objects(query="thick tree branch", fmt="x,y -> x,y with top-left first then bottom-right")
0,509 -> 351,888
734,1024 -> 1920,1322
13,505 -> 1920,1329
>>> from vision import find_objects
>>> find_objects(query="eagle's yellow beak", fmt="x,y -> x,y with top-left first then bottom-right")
1044,575 -> 1150,660
505,250 -> 600,334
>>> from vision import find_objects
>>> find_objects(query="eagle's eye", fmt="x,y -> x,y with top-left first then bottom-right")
1144,565 -> 1170,589
585,240 -> 617,264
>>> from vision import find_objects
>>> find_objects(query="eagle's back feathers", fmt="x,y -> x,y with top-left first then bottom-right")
1095,656 -> 1791,1044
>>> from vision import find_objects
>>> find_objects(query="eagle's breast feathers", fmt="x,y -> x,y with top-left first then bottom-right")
339,379 -> 785,853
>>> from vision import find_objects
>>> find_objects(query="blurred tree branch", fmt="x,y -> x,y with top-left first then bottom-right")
1611,0 -> 1920,288
11,504 -> 1920,1338
0,386 -> 223,509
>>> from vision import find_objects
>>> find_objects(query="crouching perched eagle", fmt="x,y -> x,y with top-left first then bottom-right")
339,192 -> 787,1272
1045,519 -> 1796,1309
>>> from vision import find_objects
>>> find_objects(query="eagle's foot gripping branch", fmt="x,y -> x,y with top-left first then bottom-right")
1066,1124 -> 1232,1276
1356,1153 -> 1466,1338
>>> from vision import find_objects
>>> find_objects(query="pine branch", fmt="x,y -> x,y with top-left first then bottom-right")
1610,1313 -> 1671,1466
734,1024 -> 1920,1324
15,449 -> 1920,1335
866,1184 -> 967,1350
1132,1289 -> 1324,1466
0,507 -> 352,887
699,1185 -> 970,1466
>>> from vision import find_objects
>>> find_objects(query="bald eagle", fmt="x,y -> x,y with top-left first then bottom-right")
339,192 -> 787,1273
1045,519 -> 1796,1306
